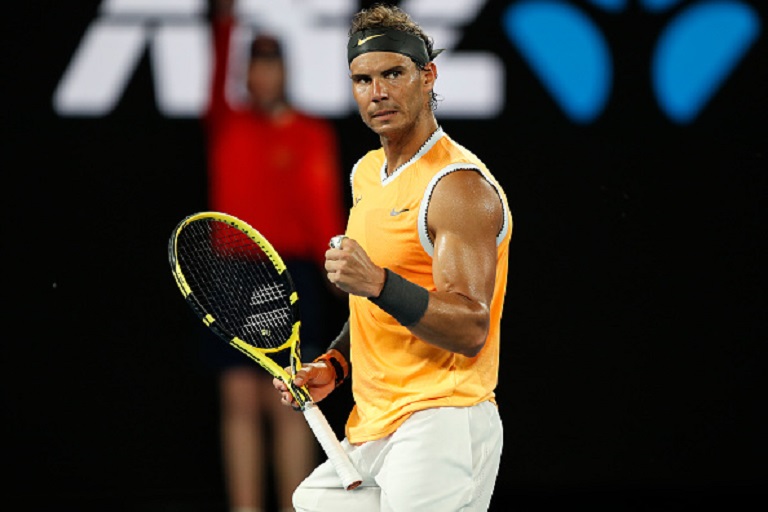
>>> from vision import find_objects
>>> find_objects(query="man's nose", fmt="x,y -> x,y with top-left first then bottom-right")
371,78 -> 388,101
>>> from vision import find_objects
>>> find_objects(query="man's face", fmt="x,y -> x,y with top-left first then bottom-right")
349,51 -> 431,136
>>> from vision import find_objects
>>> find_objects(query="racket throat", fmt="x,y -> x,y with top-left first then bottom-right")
289,379 -> 312,409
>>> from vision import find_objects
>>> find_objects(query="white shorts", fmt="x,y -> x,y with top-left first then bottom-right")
293,401 -> 503,512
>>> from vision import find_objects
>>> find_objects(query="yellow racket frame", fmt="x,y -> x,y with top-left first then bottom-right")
169,211 -> 310,406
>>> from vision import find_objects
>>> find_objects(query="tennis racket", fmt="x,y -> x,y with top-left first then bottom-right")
168,211 -> 362,490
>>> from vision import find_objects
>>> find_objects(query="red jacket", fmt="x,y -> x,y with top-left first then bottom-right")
206,18 -> 346,265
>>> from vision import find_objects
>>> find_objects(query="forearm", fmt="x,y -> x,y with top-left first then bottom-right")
409,291 -> 490,357
312,320 -> 351,388
370,269 -> 489,357
206,12 -> 235,123
327,319 -> 350,361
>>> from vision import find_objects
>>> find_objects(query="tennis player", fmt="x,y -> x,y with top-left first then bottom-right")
274,3 -> 512,510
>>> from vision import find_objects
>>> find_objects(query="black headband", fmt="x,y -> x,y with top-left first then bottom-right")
347,28 -> 443,67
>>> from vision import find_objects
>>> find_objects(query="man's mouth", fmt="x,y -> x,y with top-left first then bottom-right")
372,109 -> 396,119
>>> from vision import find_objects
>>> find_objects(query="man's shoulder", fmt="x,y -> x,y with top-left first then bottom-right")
358,146 -> 385,165
438,133 -> 487,170
350,148 -> 385,182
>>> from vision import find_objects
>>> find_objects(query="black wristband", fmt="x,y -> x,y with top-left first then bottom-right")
313,349 -> 349,388
326,356 -> 345,387
369,269 -> 429,327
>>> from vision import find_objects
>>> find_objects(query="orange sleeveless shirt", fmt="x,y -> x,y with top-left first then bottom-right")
344,128 -> 513,443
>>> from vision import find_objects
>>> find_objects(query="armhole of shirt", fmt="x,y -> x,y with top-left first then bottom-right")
349,156 -> 364,203
418,164 -> 511,257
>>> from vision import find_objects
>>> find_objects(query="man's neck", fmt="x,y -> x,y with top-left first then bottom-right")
381,114 -> 439,174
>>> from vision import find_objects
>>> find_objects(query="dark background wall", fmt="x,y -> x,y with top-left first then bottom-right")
4,1 -> 766,510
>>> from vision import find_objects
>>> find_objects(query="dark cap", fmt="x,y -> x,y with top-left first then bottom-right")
250,34 -> 283,60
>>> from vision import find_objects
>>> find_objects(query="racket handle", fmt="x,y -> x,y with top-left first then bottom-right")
303,402 -> 363,490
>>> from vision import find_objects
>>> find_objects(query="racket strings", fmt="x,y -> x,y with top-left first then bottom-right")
177,219 -> 296,349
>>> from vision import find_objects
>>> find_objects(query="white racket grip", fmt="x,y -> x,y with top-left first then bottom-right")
303,402 -> 362,490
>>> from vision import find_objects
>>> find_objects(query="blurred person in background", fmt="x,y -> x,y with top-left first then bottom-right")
202,1 -> 347,511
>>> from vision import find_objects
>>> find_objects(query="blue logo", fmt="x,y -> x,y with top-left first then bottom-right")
503,0 -> 761,124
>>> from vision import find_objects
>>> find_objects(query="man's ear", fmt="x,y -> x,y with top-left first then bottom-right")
423,61 -> 437,89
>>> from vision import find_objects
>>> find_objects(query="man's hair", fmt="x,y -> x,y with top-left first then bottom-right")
349,3 -> 440,110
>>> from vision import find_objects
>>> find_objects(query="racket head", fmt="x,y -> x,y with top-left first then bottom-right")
168,211 -> 309,404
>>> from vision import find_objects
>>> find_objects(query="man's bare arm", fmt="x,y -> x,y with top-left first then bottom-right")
326,170 -> 503,357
